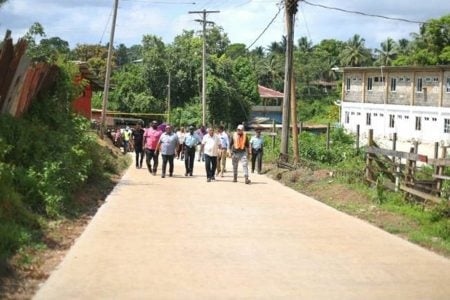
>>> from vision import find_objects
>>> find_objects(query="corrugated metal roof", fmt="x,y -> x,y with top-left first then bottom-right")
258,85 -> 284,98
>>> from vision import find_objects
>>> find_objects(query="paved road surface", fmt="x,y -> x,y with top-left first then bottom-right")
34,156 -> 450,299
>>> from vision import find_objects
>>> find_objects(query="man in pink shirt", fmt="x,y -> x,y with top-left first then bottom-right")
143,121 -> 163,175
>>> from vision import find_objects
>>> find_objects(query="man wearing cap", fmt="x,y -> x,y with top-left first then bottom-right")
229,124 -> 251,184
156,125 -> 179,178
216,125 -> 229,177
183,126 -> 201,176
201,127 -> 221,182
250,127 -> 264,174
143,121 -> 162,175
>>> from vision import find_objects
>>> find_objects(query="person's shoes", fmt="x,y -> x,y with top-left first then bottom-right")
251,170 -> 254,173
245,177 -> 251,184
189,173 -> 193,176
220,172 -> 224,178
148,168 -> 152,174
257,171 -> 261,174
161,174 -> 165,178
211,177 -> 216,181
207,178 -> 211,182
169,173 -> 173,177
153,171 -> 157,176
185,172 -> 188,176
233,175 -> 237,182
136,165 -> 139,169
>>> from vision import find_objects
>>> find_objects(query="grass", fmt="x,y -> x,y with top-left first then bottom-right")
266,163 -> 450,257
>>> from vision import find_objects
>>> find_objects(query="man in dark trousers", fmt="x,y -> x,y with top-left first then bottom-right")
250,127 -> 264,174
132,123 -> 145,168
183,126 -> 200,176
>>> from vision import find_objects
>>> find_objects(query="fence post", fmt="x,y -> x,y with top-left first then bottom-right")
365,129 -> 374,182
436,145 -> 447,195
356,124 -> 360,154
272,120 -> 276,151
412,141 -> 419,178
392,133 -> 400,192
326,122 -> 331,150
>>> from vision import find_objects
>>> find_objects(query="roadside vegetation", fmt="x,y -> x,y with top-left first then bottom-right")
0,60 -> 130,279
262,131 -> 450,257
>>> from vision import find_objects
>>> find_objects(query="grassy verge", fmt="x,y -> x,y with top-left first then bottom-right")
0,136 -> 130,299
265,164 -> 450,257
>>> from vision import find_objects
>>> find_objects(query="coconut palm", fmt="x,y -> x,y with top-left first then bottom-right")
375,38 -> 398,66
340,34 -> 372,67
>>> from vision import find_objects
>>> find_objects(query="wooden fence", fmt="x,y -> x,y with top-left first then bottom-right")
365,129 -> 450,204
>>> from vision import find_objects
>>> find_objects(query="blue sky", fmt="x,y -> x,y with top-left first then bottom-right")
0,0 -> 448,50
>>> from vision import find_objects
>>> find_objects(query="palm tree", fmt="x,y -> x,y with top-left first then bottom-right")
376,38 -> 397,65
375,38 -> 398,66
397,38 -> 410,55
340,34 -> 372,67
297,36 -> 313,53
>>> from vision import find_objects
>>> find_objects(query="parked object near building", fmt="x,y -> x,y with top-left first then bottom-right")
340,66 -> 450,143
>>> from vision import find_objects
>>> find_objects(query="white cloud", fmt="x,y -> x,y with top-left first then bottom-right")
0,0 -> 449,49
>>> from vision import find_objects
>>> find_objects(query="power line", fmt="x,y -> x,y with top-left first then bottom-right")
99,7 -> 114,44
299,3 -> 312,43
246,1 -> 283,50
302,0 -> 425,24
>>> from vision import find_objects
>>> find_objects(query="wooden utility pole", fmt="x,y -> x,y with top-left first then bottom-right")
290,69 -> 299,163
280,0 -> 298,159
189,9 -> 220,126
167,71 -> 171,124
100,0 -> 119,139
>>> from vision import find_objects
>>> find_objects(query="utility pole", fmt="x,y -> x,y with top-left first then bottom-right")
189,9 -> 220,126
291,69 -> 299,163
167,71 -> 171,124
280,0 -> 298,160
100,0 -> 119,139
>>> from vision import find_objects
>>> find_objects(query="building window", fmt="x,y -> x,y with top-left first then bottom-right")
398,115 -> 402,119
405,115 -> 409,119
446,77 -> 450,93
346,78 -> 351,91
432,117 -> 437,122
389,114 -> 395,128
345,112 -> 350,124
367,77 -> 373,91
424,117 -> 430,121
433,77 -> 439,82
351,112 -> 355,115
366,113 -> 371,125
390,78 -> 397,92
380,113 -> 384,117
357,112 -> 361,116
417,78 -> 423,92
445,119 -> 450,133
374,113 -> 378,117
415,116 -> 421,131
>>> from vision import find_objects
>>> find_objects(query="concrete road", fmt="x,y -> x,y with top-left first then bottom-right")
34,156 -> 450,300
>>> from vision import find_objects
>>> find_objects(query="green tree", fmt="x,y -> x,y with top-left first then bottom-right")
340,34 -> 372,67
375,38 -> 397,66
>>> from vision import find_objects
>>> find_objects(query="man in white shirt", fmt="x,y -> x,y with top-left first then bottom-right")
201,127 -> 221,182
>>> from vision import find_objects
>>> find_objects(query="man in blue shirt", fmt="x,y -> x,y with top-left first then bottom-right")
156,125 -> 179,178
183,126 -> 201,176
249,127 -> 264,174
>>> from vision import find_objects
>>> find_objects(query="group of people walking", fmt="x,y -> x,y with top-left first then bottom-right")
129,121 -> 265,184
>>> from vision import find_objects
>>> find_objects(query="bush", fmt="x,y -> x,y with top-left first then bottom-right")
0,60 -> 128,264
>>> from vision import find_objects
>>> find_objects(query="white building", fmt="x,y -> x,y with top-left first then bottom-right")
341,66 -> 450,143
